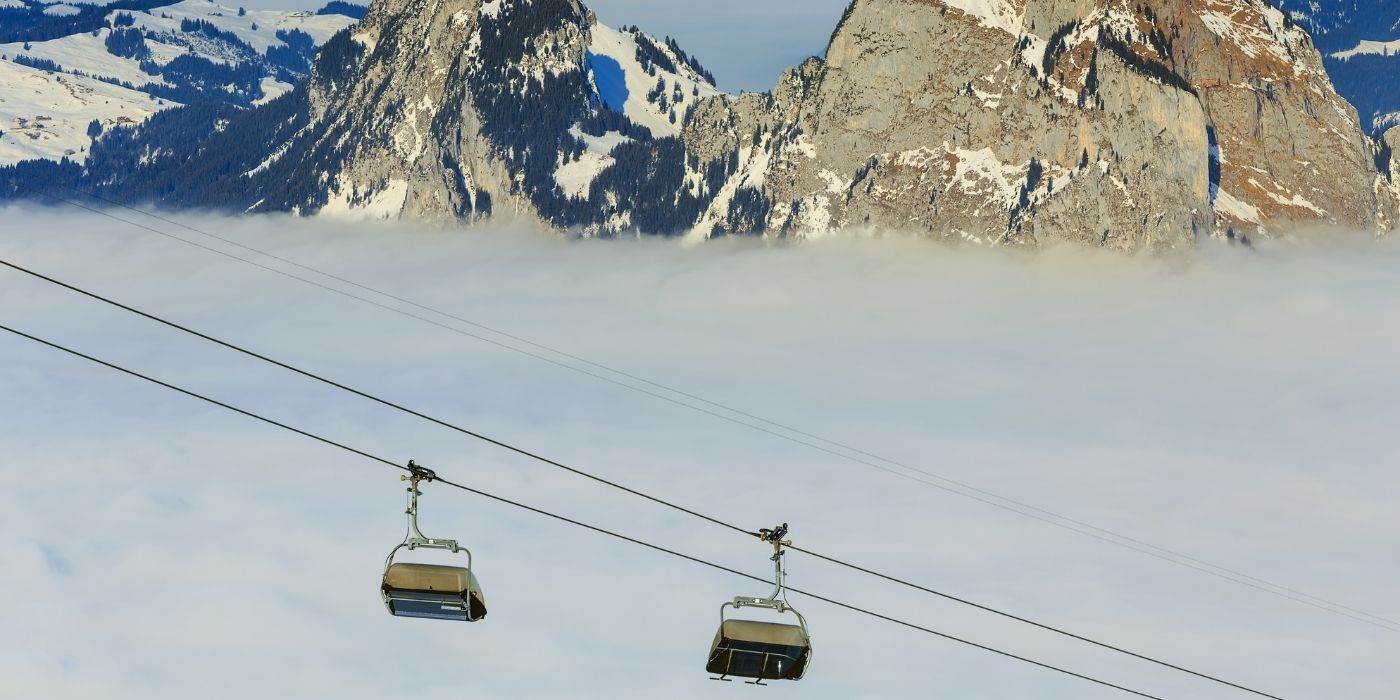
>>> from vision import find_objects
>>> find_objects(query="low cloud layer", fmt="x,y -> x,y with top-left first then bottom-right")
2,209 -> 1398,699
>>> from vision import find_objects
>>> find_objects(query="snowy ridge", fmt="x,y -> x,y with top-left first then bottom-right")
1332,38 -> 1400,60
115,0 -> 353,56
1,31 -> 168,86
545,17 -> 725,210
0,0 -> 359,167
1,2 -> 354,81
586,20 -> 721,138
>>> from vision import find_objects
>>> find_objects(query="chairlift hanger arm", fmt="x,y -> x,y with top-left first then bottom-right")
748,522 -> 794,604
400,461 -> 461,552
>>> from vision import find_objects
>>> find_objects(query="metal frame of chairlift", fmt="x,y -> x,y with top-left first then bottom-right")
377,461 -> 814,679
709,523 -> 813,684
380,461 -> 486,622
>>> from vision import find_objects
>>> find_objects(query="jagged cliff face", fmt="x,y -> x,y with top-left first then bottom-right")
46,0 -> 1396,248
684,0 -> 1396,249
687,0 -> 1213,250
254,0 -> 592,220
248,0 -> 721,229
1383,126 -> 1400,219
1177,0 -> 1393,234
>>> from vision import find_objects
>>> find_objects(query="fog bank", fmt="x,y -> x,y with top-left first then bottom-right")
2,209 -> 1398,699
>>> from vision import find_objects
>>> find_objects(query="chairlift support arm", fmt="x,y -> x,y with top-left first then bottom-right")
730,523 -> 797,614
384,461 -> 472,575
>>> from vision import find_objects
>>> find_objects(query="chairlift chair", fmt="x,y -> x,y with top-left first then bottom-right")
381,462 -> 487,622
707,523 -> 812,684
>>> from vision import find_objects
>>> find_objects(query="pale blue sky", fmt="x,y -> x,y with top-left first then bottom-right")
585,0 -> 851,92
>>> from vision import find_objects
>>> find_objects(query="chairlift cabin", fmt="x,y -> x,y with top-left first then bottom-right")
381,462 -> 487,622
707,524 -> 812,683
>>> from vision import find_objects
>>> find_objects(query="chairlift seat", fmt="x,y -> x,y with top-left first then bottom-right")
707,619 -> 811,681
382,562 -> 487,622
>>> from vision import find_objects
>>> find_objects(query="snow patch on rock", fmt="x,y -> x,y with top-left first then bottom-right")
253,76 -> 294,105
940,0 -> 1023,34
1213,187 -> 1261,224
319,178 -> 409,220
554,127 -> 630,197
555,151 -> 611,197
948,147 -> 1024,210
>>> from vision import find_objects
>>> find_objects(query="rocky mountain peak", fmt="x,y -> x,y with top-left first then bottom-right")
11,0 -> 1394,251
679,0 -> 1394,248
268,0 -> 594,219
237,0 -> 726,230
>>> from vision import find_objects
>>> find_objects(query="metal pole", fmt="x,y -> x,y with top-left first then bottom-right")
406,474 -> 427,543
770,541 -> 785,602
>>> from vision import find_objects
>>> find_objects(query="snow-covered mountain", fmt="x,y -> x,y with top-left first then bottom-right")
0,0 -> 361,164
6,0 -> 728,229
1,0 -> 1396,250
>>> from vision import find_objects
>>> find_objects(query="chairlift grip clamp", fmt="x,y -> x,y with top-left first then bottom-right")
400,459 -> 456,551
758,522 -> 789,543
404,460 -> 437,484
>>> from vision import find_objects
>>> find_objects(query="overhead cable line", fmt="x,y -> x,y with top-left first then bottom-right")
0,321 -> 1172,700
0,257 -> 750,539
0,261 -> 1292,700
11,185 -> 1396,634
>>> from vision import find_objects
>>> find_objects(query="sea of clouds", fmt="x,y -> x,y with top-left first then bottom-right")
1,208 -> 1397,699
